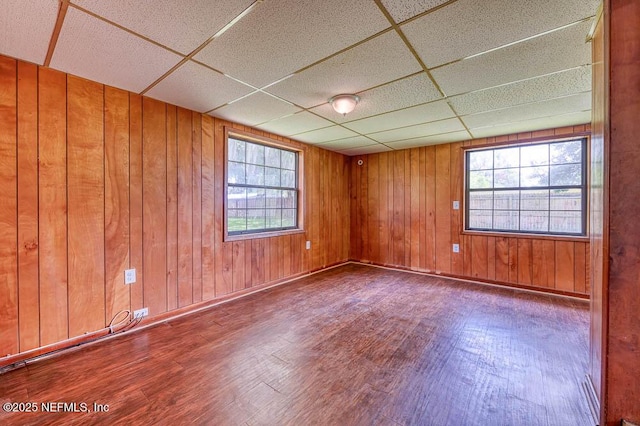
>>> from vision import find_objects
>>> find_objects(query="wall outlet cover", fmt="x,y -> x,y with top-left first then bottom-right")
124,268 -> 136,285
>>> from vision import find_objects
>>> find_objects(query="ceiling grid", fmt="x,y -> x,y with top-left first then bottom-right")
0,0 -> 600,155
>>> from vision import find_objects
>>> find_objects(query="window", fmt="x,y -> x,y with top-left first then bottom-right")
465,138 -> 587,236
226,130 -> 301,238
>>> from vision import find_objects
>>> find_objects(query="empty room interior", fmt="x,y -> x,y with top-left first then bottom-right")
0,1 -> 638,425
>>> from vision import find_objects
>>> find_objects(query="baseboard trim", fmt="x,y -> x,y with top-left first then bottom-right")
347,260 -> 590,301
582,374 -> 601,425
0,260 -> 349,373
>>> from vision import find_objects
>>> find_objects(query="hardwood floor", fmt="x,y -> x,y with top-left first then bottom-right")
0,264 -> 591,425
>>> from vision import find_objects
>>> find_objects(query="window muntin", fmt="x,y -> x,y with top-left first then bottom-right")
227,135 -> 299,236
465,138 -> 587,236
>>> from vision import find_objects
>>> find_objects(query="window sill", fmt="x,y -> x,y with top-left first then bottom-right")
224,228 -> 305,242
461,230 -> 590,242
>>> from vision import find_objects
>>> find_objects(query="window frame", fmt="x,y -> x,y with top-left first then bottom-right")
224,128 -> 305,242
463,136 -> 589,238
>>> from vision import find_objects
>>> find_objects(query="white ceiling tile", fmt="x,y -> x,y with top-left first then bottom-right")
403,0 -> 600,67
368,118 -> 465,143
0,0 -> 58,65
266,31 -> 422,108
379,0 -> 451,24
256,111 -> 334,136
310,72 -> 443,123
385,131 -> 470,149
74,1 -> 255,55
316,136 -> 376,150
337,144 -> 393,156
293,126 -> 359,145
343,100 -> 454,134
469,111 -> 591,138
430,20 -> 593,96
211,92 -> 301,127
194,0 -> 390,88
50,7 -> 182,93
147,61 -> 254,112
449,66 -> 592,116
462,92 -> 591,129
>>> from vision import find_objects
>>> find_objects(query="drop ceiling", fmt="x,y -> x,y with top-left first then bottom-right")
0,0 -> 599,155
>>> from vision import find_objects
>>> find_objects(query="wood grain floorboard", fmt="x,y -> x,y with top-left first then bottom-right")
0,264 -> 591,425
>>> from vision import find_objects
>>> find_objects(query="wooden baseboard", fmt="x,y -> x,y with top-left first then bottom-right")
582,374 -> 601,425
0,261 -> 349,373
348,260 -> 590,301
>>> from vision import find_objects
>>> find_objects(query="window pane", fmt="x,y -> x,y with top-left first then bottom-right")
521,166 -> 549,187
521,189 -> 549,210
550,211 -> 582,234
228,139 -> 245,162
521,144 -> 548,166
228,161 -> 246,184
550,164 -> 581,186
265,166 -> 281,187
494,168 -> 519,188
469,150 -> 493,170
247,187 -> 266,208
227,187 -> 247,209
228,209 -> 247,232
265,146 -> 281,167
494,147 -> 519,169
246,142 -> 265,165
282,170 -> 296,188
520,211 -> 549,232
247,209 -> 266,230
551,141 -> 581,164
494,210 -> 519,230
468,210 -> 492,229
494,190 -> 519,210
469,170 -> 493,189
283,190 -> 296,208
282,209 -> 296,227
267,209 -> 282,228
550,189 -> 582,211
247,165 -> 265,186
282,151 -> 296,170
266,189 -> 282,208
469,191 -> 492,209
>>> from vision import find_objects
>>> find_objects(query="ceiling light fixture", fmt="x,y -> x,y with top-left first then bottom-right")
329,94 -> 360,116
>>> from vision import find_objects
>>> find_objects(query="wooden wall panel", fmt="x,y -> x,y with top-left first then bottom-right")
17,61 -> 39,352
104,87 -> 131,322
0,56 -> 18,355
129,94 -> 144,314
349,127 -> 591,296
142,98 -> 167,316
67,76 -> 105,336
200,115 -> 215,300
38,67 -> 68,346
166,105 -> 178,311
192,113 -> 203,303
177,107 -> 193,307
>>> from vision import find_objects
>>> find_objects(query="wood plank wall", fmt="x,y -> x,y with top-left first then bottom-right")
350,126 -> 591,296
0,54 -> 350,357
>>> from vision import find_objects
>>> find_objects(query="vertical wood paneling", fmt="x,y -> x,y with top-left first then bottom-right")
192,112 -> 203,303
368,154 -> 380,264
392,151 -> 404,266
494,237 -> 509,282
472,236 -> 488,279
67,76 -> 105,336
424,147 -> 436,272
532,240 -> 555,288
378,153 -> 390,265
201,115 -> 215,300
0,56 -> 18,355
574,242 -> 586,294
142,98 -> 167,316
410,149 -> 420,269
166,105 -> 178,311
450,142 -> 463,275
104,87 -> 130,321
129,94 -> 144,313
555,241 -> 575,292
517,239 -> 532,285
435,144 -> 451,273
17,61 -> 39,351
177,108 -> 193,307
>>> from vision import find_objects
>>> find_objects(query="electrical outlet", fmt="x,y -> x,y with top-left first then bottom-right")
124,268 -> 136,285
306,240 -> 311,250
133,308 -> 148,319
452,201 -> 460,210
452,244 -> 460,253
